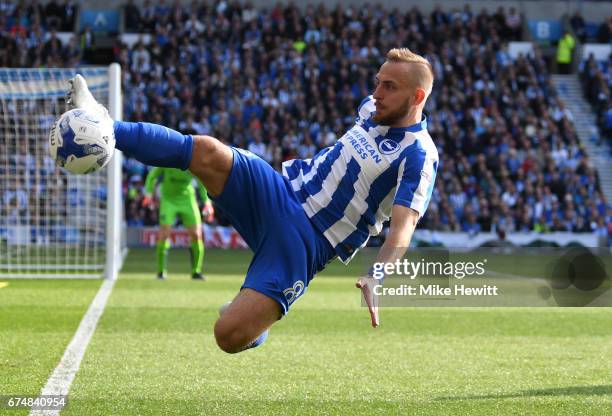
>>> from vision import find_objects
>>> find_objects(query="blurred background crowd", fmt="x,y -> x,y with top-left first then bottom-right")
1,0 -> 611,240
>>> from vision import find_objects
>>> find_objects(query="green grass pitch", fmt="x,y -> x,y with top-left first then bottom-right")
1,248 -> 611,415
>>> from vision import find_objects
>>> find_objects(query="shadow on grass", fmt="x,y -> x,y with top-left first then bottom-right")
436,385 -> 612,401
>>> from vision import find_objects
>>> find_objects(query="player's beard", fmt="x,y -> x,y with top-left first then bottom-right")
373,97 -> 412,126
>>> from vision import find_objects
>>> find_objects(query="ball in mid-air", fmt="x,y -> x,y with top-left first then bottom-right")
49,108 -> 115,174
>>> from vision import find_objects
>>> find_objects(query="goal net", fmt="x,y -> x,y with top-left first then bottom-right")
0,65 -> 125,279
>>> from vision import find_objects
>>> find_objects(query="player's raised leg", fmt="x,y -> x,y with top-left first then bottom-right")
187,136 -> 233,197
68,74 -> 233,197
215,289 -> 281,353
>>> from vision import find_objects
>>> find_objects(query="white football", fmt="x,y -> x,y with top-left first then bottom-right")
49,108 -> 115,174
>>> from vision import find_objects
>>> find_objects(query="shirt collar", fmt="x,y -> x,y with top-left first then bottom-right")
405,115 -> 428,132
372,115 -> 428,138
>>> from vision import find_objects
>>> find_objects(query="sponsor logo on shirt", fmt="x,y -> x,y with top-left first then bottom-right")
378,139 -> 401,155
346,127 -> 382,164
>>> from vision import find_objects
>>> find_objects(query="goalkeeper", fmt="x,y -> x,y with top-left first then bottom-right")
144,167 -> 214,280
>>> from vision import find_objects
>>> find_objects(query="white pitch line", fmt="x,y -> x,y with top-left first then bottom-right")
29,278 -> 116,416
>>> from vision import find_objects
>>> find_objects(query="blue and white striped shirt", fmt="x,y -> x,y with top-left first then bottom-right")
282,96 -> 438,263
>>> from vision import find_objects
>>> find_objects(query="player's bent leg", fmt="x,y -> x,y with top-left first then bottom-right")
188,135 -> 233,197
214,288 -> 282,354
113,121 -> 233,196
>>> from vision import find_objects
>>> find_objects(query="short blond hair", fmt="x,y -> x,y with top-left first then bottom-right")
386,48 -> 434,95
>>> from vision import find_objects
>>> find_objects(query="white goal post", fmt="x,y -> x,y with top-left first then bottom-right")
0,64 -> 126,279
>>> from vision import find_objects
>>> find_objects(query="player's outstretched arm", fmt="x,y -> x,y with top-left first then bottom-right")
144,167 -> 162,195
356,205 -> 419,328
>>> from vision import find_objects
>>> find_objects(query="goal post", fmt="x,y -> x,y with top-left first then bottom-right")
106,63 -> 124,280
0,65 -> 126,279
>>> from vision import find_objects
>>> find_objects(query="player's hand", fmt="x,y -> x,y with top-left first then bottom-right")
142,195 -> 154,207
202,202 -> 215,223
356,276 -> 381,328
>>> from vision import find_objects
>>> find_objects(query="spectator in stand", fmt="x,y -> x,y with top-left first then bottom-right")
505,7 -> 522,41
597,17 -> 612,44
580,53 -> 612,143
570,11 -> 587,43
79,25 -> 95,62
556,31 -> 576,74
43,0 -> 62,30
124,0 -> 141,32
603,103 -> 612,139
60,0 -> 77,32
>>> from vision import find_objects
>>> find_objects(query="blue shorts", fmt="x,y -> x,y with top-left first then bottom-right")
211,147 -> 336,315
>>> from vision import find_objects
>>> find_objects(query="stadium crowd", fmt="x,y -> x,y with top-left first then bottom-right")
0,1 -> 79,67
0,0 -> 610,241
580,53 -> 612,148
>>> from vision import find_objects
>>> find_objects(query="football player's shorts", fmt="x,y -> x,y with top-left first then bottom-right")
211,147 -> 336,315
159,197 -> 201,227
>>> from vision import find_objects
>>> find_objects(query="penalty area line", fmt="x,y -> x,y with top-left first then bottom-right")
29,278 -> 116,416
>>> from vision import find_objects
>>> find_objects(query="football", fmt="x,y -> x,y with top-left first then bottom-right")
49,108 -> 115,174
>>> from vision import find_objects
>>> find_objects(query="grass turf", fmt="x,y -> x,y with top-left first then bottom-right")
0,278 -> 101,416
2,248 -> 612,415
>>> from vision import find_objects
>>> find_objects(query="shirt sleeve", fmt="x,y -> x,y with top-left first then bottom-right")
196,178 -> 209,204
144,167 -> 162,196
356,95 -> 375,124
393,147 -> 438,218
